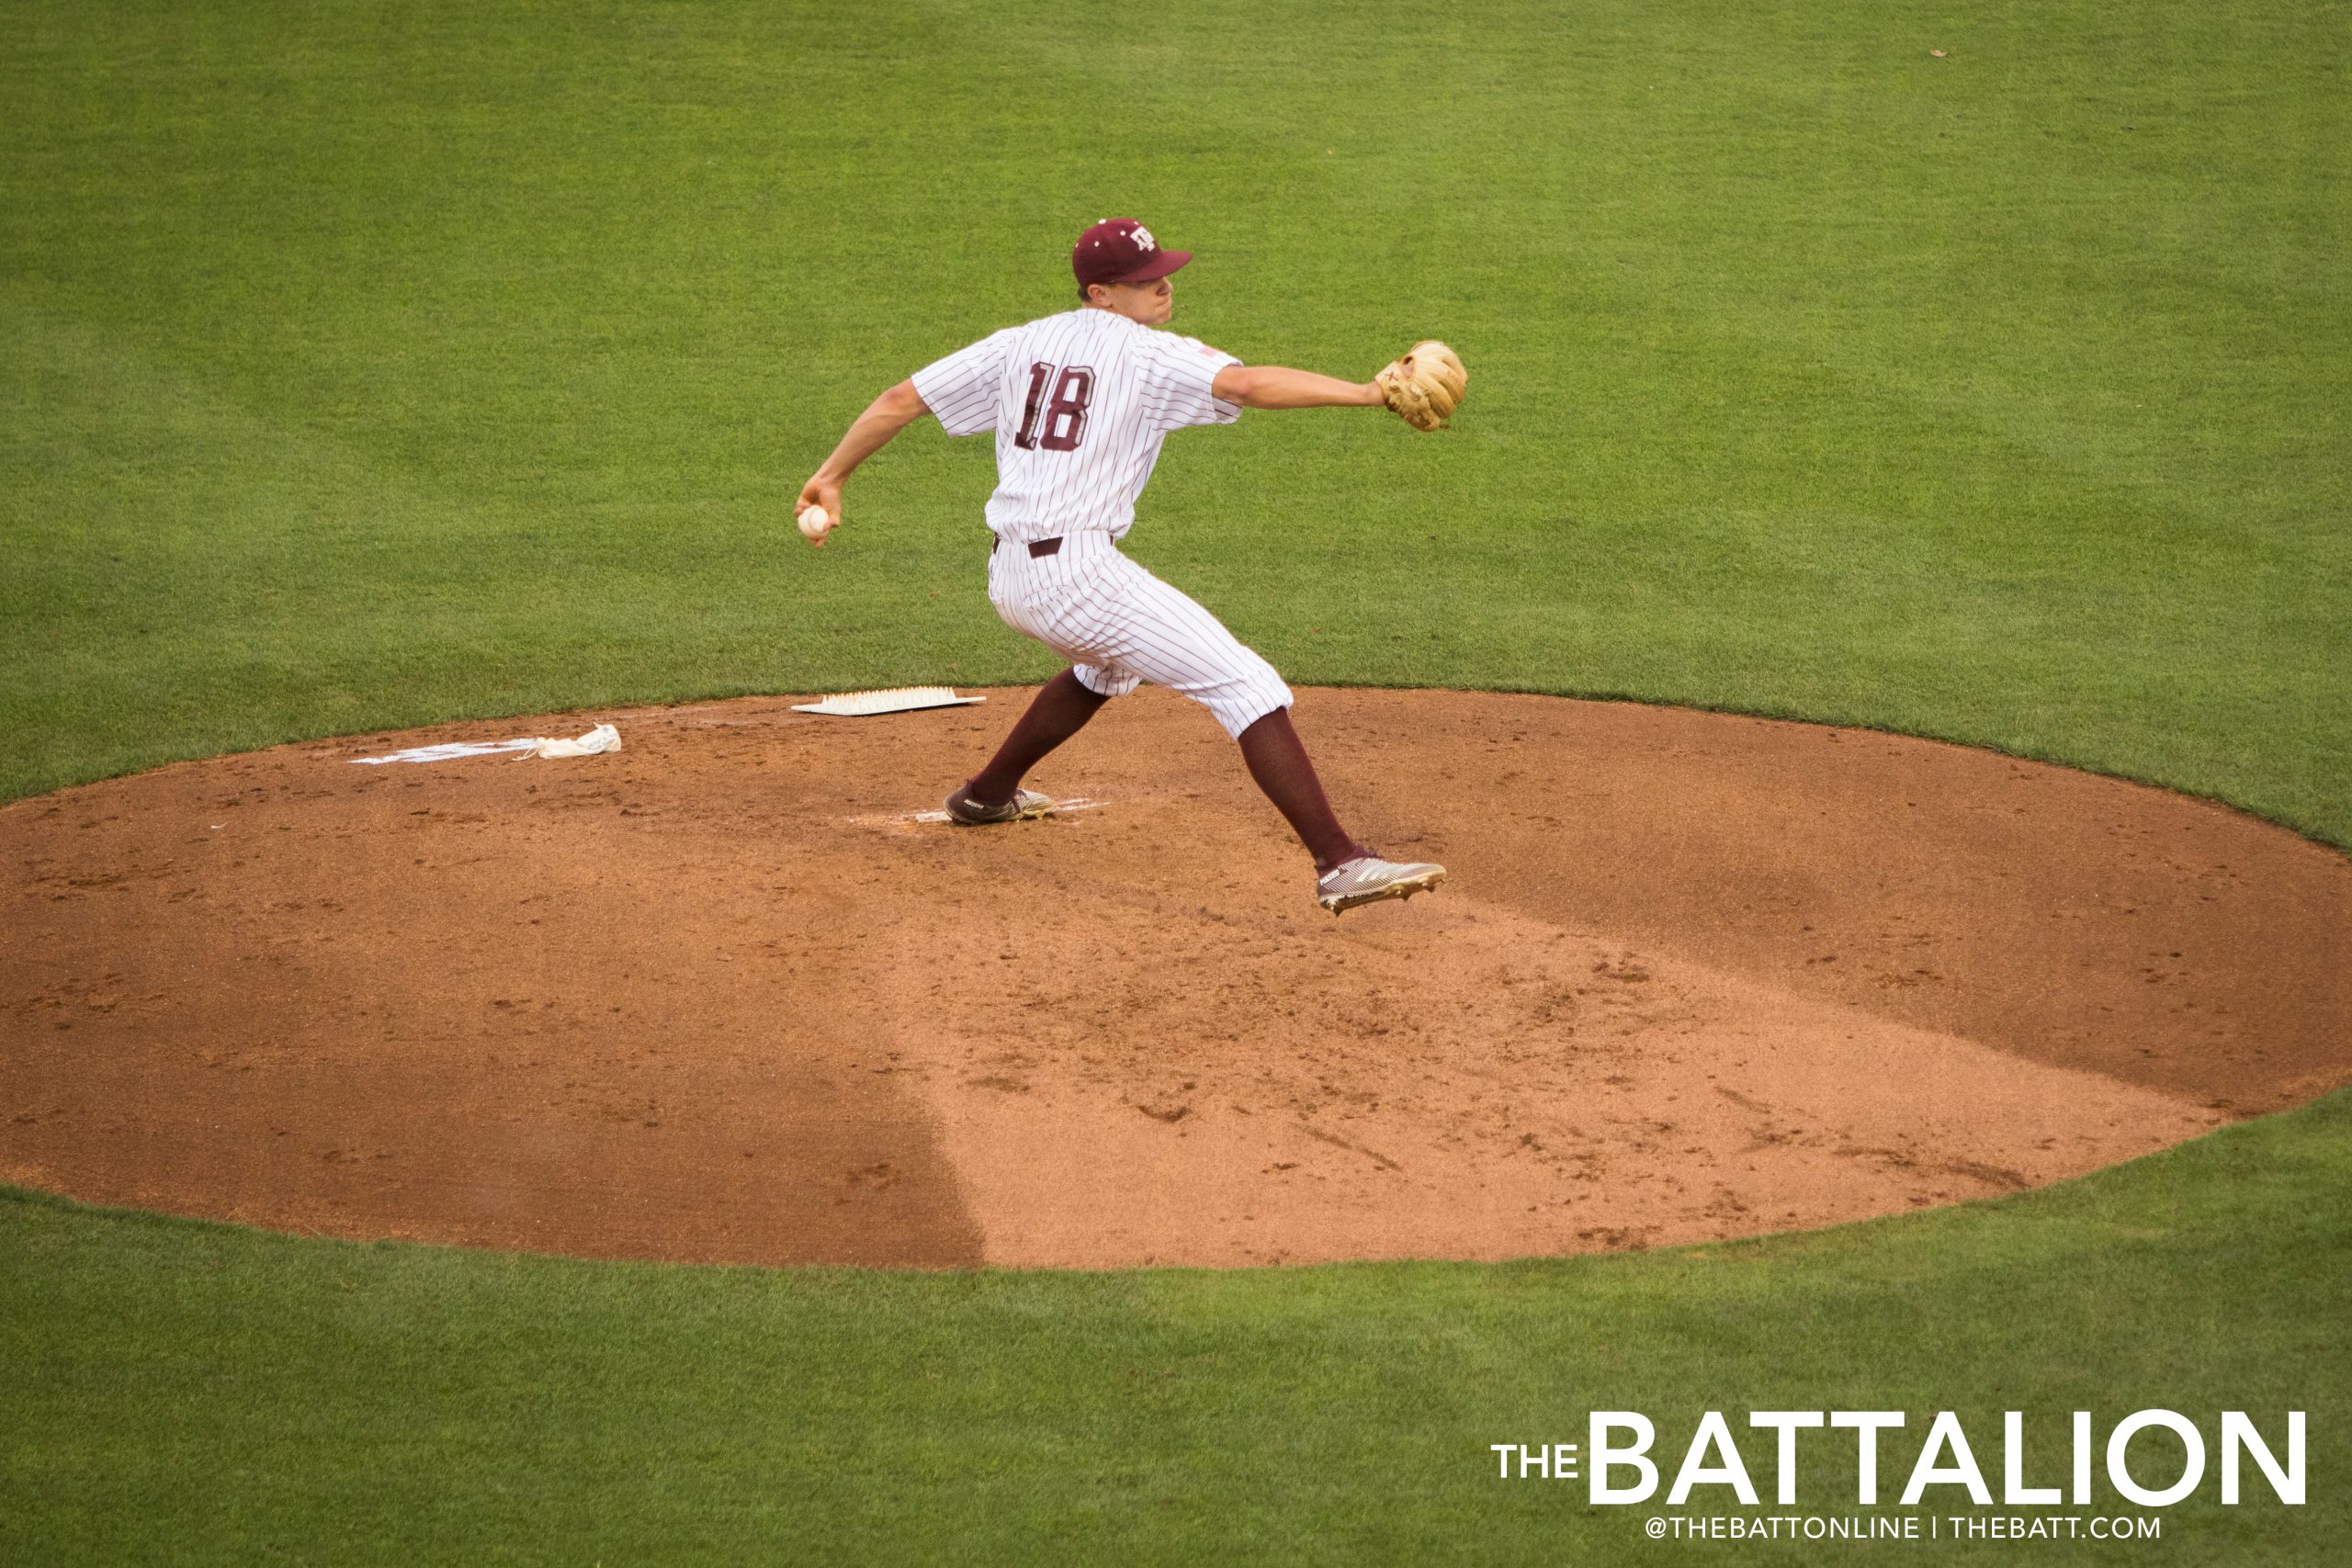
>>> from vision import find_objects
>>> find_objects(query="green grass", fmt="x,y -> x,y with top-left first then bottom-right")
6,1 -> 2346,836
3,0 -> 2346,1561
9,1100 -> 2342,1561
6,1099 -> 2346,1565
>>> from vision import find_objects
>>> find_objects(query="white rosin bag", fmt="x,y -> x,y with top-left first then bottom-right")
531,723 -> 622,759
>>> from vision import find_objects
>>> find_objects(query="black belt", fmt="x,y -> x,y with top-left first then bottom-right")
991,536 -> 1063,558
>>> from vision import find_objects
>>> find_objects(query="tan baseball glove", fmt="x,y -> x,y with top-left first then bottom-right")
1375,341 -> 1467,431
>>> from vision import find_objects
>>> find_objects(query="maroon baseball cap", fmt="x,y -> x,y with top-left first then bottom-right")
1072,218 -> 1192,289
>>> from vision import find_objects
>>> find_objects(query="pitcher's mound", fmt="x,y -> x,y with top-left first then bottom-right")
5,688 -> 2347,1269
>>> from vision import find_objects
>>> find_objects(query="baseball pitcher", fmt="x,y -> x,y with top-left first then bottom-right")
796,217 -> 1465,913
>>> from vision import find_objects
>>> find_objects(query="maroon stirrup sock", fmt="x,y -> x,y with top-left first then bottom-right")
1236,707 -> 1367,873
966,668 -> 1111,805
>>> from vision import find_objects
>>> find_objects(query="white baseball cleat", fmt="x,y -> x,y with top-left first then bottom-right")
1317,854 -> 1446,915
944,785 -> 1057,826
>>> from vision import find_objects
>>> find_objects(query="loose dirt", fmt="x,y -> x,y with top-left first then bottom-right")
5,687 -> 2346,1269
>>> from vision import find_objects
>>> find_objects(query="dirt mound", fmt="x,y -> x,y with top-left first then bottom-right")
5,688 -> 2346,1268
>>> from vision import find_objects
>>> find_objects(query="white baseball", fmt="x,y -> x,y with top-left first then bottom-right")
797,504 -> 831,542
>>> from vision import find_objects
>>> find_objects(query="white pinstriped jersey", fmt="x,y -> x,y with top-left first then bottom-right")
910,309 -> 1242,544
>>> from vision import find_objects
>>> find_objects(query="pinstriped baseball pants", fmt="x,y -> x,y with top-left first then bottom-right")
987,530 -> 1293,739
